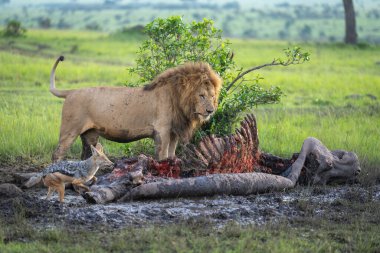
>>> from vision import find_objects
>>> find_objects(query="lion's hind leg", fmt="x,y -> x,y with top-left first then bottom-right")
52,133 -> 79,162
80,129 -> 99,160
52,111 -> 86,162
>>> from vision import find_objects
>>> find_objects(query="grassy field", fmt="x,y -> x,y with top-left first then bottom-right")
1,222 -> 379,252
0,29 -> 379,179
0,29 -> 379,251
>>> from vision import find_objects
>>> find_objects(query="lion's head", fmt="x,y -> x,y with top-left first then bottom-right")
144,62 -> 222,141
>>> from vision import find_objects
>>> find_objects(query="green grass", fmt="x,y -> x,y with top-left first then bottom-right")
1,216 -> 379,252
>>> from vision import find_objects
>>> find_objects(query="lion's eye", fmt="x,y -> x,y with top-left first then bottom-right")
200,95 -> 205,100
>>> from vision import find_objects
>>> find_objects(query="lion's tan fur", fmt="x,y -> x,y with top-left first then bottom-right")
50,57 -> 222,161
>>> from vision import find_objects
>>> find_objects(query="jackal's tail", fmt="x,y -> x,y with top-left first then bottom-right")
50,56 -> 70,98
24,173 -> 43,188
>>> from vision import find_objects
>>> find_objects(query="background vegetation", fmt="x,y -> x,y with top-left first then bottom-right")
1,0 -> 380,43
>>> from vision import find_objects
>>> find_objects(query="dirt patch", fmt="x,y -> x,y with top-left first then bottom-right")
1,183 -> 379,230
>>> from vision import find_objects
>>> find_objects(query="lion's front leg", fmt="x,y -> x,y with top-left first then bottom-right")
154,131 -> 171,160
168,133 -> 179,158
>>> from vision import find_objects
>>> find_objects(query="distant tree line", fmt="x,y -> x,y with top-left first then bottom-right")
2,0 -> 378,44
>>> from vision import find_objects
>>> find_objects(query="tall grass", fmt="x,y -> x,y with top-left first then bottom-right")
256,106 -> 380,157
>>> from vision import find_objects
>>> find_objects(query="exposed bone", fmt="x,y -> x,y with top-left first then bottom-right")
288,137 -> 361,185
191,145 -> 209,168
204,136 -> 221,162
198,140 -> 213,162
182,147 -> 207,171
211,135 -> 225,155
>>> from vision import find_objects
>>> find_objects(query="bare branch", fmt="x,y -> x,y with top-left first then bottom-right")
226,61 -> 280,92
225,47 -> 310,93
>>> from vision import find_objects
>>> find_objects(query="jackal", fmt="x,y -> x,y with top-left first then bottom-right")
24,143 -> 113,202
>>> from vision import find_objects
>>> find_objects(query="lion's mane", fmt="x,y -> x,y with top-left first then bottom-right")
144,62 -> 222,142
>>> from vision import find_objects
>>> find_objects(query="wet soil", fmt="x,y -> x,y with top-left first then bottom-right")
1,183 -> 379,230
1,165 -> 379,230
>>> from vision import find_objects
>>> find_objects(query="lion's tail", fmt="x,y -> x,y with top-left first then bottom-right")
50,56 -> 70,98
23,173 -> 43,188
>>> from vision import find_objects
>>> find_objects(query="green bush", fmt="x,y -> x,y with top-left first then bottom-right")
129,16 -> 235,83
130,16 -> 310,138
2,20 -> 26,37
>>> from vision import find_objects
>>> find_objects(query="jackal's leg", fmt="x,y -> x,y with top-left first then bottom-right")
80,129 -> 99,160
72,179 -> 91,194
57,183 -> 65,203
44,174 -> 60,199
46,187 -> 55,200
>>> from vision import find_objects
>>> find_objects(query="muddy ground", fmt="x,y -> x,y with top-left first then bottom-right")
0,166 -> 379,230
1,184 -> 380,230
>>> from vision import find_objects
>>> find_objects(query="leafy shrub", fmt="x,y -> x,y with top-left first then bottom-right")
129,16 -> 235,83
2,20 -> 26,37
130,16 -> 310,138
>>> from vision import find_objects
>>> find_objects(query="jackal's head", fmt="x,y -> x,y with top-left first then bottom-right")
90,143 -> 114,169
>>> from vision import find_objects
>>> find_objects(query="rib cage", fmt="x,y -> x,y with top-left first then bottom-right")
114,114 -> 273,179
182,114 -> 267,175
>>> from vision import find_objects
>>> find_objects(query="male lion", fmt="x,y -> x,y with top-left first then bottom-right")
50,56 -> 222,161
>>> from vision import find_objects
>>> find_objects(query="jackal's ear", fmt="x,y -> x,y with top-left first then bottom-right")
90,145 -> 101,156
95,143 -> 104,153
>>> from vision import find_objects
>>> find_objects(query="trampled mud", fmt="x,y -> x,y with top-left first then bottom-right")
1,184 -> 379,230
